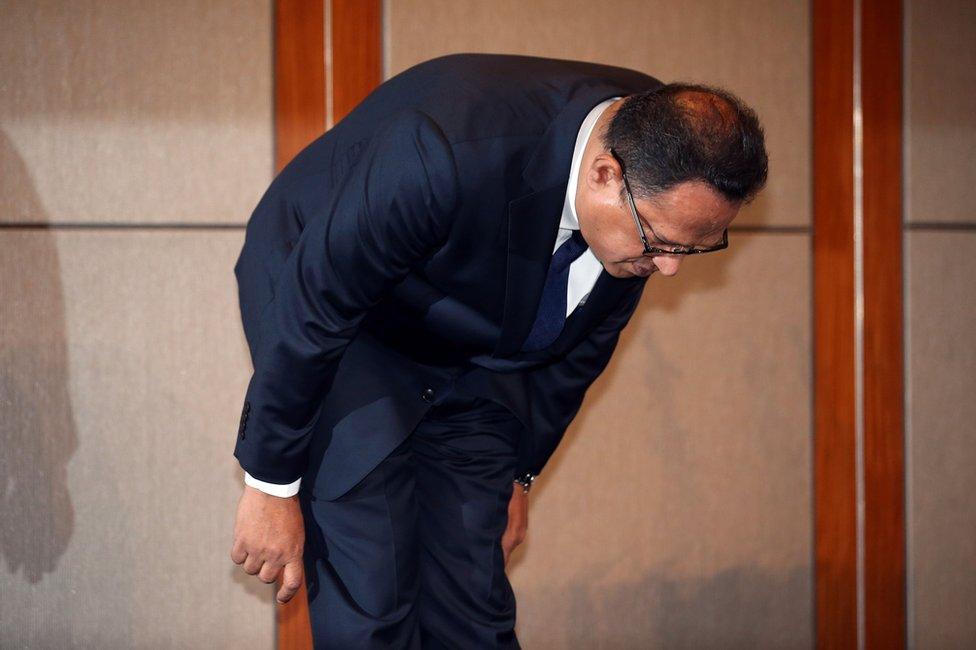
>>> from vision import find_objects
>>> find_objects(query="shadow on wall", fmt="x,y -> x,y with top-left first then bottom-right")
524,562 -> 810,648
0,129 -> 77,584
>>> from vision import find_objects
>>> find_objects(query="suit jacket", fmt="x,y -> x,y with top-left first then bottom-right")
233,53 -> 662,500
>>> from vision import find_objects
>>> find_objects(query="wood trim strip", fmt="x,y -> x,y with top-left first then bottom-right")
861,0 -> 906,645
274,0 -> 326,174
330,0 -> 383,124
813,0 -> 858,647
814,0 -> 907,647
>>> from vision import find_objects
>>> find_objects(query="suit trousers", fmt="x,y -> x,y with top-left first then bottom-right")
298,388 -> 524,649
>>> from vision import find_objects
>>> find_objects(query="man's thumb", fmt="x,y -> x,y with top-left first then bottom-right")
276,561 -> 304,604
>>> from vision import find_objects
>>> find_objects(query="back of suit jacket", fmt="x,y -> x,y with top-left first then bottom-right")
234,53 -> 661,500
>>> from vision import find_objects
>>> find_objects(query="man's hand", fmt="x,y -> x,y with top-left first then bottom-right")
230,485 -> 306,604
501,482 -> 529,565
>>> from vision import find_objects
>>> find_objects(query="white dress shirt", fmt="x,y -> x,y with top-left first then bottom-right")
244,96 -> 623,498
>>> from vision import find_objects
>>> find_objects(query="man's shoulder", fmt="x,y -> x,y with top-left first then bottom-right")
396,52 -> 658,87
385,54 -> 660,116
268,54 -> 661,197
372,53 -> 660,144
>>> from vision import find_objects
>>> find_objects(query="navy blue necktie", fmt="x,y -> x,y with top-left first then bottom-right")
521,229 -> 588,352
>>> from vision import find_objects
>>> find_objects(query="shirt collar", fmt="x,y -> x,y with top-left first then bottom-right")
560,96 -> 623,230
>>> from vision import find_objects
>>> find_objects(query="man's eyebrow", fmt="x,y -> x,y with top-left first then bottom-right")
642,216 -> 694,247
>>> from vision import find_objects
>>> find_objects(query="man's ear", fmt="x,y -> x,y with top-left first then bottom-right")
585,153 -> 621,192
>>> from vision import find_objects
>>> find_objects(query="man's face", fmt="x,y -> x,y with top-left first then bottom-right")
576,152 -> 740,279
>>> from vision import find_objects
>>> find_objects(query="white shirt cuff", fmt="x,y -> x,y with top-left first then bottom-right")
244,471 -> 302,498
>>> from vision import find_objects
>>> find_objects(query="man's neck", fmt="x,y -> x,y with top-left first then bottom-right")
582,97 -> 625,168
573,96 -> 626,227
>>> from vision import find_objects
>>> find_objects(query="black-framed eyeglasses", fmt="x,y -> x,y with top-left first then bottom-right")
609,147 -> 729,256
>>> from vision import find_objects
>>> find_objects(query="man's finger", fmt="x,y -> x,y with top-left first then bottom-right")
277,561 -> 304,604
276,561 -> 304,604
230,540 -> 248,565
242,553 -> 264,575
258,561 -> 282,585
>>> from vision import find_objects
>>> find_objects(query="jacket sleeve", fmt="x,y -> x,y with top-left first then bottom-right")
234,110 -> 461,484
516,278 -> 647,478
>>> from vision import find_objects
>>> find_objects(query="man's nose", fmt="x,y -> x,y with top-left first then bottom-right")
651,254 -> 682,276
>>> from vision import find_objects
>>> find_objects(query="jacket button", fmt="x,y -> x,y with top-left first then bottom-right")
421,388 -> 435,403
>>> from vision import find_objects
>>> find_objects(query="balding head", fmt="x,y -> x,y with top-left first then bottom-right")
603,83 -> 768,204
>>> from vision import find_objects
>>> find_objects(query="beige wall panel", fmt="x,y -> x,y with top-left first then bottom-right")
0,1 -> 272,224
0,230 -> 272,647
906,232 -> 976,648
509,233 -> 812,647
906,0 -> 976,224
386,0 -> 810,228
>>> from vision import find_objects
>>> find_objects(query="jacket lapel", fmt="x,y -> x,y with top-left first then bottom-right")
547,270 -> 642,354
492,84 -> 640,357
493,185 -> 565,356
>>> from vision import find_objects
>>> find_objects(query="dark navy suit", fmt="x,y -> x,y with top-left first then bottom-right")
233,53 -> 660,646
